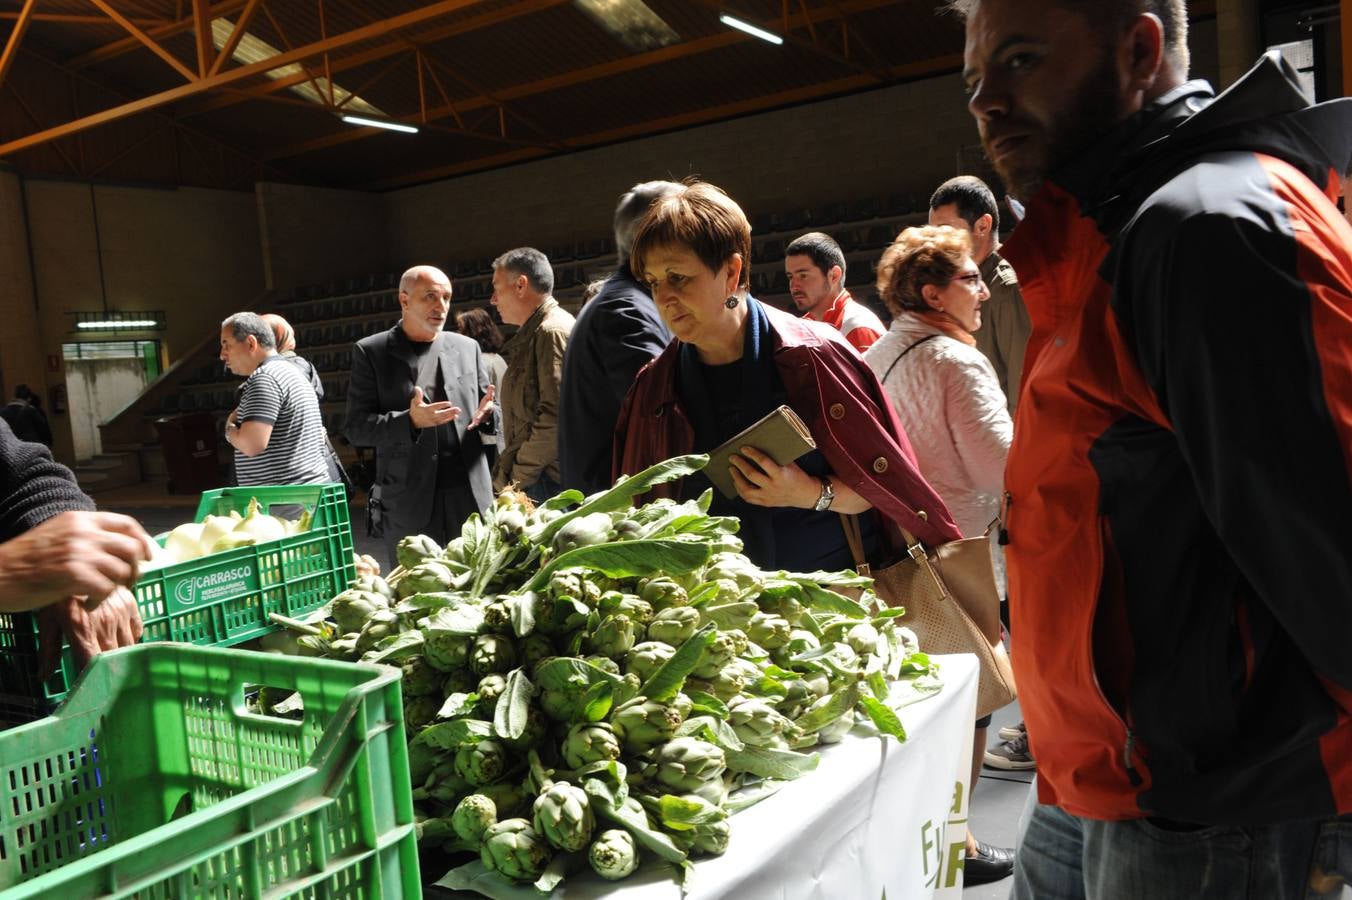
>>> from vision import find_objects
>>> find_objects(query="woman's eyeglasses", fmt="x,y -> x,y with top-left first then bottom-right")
949,272 -> 984,288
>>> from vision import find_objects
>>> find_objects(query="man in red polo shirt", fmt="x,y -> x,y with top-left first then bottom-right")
785,232 -> 884,352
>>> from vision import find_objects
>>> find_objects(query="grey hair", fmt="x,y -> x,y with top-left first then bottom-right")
493,247 -> 554,295
614,181 -> 683,262
221,312 -> 276,349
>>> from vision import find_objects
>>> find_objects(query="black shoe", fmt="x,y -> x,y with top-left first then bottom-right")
965,839 -> 1015,885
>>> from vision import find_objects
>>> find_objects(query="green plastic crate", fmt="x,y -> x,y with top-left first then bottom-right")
0,483 -> 356,722
0,643 -> 419,898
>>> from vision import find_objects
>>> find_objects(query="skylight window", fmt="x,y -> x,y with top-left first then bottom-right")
573,0 -> 679,52
211,18 -> 386,116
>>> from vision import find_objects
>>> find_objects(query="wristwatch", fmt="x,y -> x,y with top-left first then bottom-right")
813,476 -> 835,512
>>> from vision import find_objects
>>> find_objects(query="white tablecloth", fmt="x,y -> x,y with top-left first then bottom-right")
436,653 -> 979,900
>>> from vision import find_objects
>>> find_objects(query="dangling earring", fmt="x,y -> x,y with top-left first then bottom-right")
725,296 -> 740,309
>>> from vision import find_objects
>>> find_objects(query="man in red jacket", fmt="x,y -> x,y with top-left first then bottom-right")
952,0 -> 1352,896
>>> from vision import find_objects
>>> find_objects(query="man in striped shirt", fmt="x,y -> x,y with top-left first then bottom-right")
784,231 -> 885,353
220,312 -> 329,486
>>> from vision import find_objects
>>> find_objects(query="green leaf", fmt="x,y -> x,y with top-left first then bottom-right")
897,651 -> 938,677
525,539 -> 712,592
541,490 -> 585,510
508,591 -> 536,638
394,592 -> 465,616
723,779 -> 786,813
422,604 -> 485,636
567,759 -> 629,808
857,694 -> 907,741
802,584 -> 868,619
867,670 -> 890,701
724,745 -> 820,780
637,622 -> 717,702
419,718 -> 493,750
870,608 -> 908,623
533,851 -> 583,893
685,690 -> 729,720
533,657 -> 620,692
493,668 -> 534,742
359,629 -> 424,664
704,601 -> 759,629
676,714 -> 744,752
656,794 -> 726,831
585,781 -> 688,865
685,582 -> 721,608
793,684 -> 859,734
581,679 -> 615,722
535,454 -> 709,545
786,569 -> 875,589
889,673 -> 944,710
436,692 -> 478,719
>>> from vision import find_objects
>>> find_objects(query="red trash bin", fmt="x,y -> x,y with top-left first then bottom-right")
155,413 -> 223,494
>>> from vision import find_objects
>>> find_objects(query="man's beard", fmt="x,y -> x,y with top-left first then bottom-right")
989,49 -> 1125,201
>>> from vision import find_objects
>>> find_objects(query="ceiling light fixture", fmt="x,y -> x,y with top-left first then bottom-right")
340,114 -> 419,134
76,320 -> 161,330
719,13 -> 783,45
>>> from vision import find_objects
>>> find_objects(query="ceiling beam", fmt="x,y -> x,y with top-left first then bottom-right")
192,0 -> 215,77
0,0 -> 37,93
0,0 -> 492,159
177,0 -> 568,118
67,0 -> 249,70
87,0 -> 198,83
208,0 -> 263,77
259,0 -> 897,162
365,51 -> 965,191
0,13 -> 170,26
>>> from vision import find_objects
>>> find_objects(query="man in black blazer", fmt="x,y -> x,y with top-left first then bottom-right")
346,265 -> 497,567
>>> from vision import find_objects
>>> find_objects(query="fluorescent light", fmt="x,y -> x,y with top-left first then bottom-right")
719,13 -> 782,45
77,320 -> 160,329
340,114 -> 419,134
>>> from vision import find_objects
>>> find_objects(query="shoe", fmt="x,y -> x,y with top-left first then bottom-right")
965,839 -> 1015,885
997,721 -> 1026,742
984,731 -> 1036,770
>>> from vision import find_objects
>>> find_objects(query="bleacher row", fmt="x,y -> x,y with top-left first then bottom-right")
160,191 -> 931,445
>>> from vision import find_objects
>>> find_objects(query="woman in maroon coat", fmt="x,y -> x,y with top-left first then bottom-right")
612,181 -> 959,572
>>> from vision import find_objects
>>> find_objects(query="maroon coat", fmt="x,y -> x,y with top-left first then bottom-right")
613,303 -> 960,548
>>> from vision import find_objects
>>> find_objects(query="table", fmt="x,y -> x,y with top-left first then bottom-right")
430,653 -> 979,900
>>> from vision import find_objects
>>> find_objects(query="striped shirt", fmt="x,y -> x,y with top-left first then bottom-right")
234,355 -> 329,486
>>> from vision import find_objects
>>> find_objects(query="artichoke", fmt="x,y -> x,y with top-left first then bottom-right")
295,634 -> 331,657
540,687 -> 583,723
547,570 -> 585,601
728,695 -> 799,749
589,829 -> 639,881
480,819 -> 553,883
482,597 -> 514,634
477,780 -> 529,818
475,673 -> 508,718
693,630 -> 740,679
704,663 -> 749,701
747,611 -> 792,650
424,632 -> 471,672
330,588 -> 387,635
444,668 -> 478,695
561,722 -> 622,769
846,621 -> 883,657
451,793 -> 497,846
454,739 -> 508,786
703,552 -> 762,591
518,633 -> 554,670
404,695 -> 440,730
626,641 -> 676,682
612,694 -> 691,753
647,606 -> 701,645
532,781 -> 595,852
584,655 -> 621,676
469,634 -> 518,676
397,534 -> 443,570
599,592 -> 654,625
639,576 -> 688,610
553,512 -> 615,554
652,737 -> 726,801
400,657 -> 442,697
761,592 -> 804,622
443,535 -> 467,564
673,816 -> 731,857
355,608 -> 401,652
413,760 -> 470,805
496,506 -> 528,538
353,574 -> 395,599
588,614 -> 636,658
397,560 -> 457,598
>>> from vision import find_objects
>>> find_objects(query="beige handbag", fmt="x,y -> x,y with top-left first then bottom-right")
841,515 -> 1017,719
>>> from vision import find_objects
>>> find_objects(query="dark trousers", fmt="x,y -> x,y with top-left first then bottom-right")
384,479 -> 479,571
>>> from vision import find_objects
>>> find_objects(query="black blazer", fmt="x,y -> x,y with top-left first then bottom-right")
345,325 -> 496,529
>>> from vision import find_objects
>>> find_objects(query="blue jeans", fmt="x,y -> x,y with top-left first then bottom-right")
1013,799 -> 1352,899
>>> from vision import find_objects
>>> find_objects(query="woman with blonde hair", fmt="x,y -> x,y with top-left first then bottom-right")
863,224 -> 1015,885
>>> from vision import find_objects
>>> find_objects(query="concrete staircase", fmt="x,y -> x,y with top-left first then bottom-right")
73,451 -> 143,494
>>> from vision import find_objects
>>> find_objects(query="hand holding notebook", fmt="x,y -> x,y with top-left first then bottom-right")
704,405 -> 816,499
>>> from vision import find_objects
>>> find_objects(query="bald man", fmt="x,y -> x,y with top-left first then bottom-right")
346,265 -> 497,566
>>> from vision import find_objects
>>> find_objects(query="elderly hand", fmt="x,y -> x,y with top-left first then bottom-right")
409,386 -> 462,430
38,587 -> 145,677
467,383 -> 496,431
728,446 -> 820,509
0,510 -> 155,613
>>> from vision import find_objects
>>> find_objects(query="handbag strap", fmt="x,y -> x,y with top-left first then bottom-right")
838,514 -> 870,576
841,513 -> 953,603
878,333 -> 940,385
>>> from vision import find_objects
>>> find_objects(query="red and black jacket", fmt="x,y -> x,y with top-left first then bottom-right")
1003,53 -> 1352,824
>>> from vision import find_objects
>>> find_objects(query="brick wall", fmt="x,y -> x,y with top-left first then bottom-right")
256,182 -> 392,291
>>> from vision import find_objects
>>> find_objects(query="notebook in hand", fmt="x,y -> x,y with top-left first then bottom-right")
704,405 -> 816,499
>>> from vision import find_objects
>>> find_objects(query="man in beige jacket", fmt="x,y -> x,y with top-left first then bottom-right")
929,176 -> 1031,415
491,247 -> 575,501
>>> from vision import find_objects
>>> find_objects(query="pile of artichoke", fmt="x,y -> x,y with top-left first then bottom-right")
279,455 -> 941,891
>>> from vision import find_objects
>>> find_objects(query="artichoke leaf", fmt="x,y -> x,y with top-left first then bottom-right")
508,591 -> 537,638
525,539 -> 712,593
655,793 -> 726,831
534,851 -> 585,893
423,604 -> 485,636
584,780 -> 687,865
420,718 -> 494,750
534,454 -> 709,546
684,690 -> 729,720
724,779 -> 787,813
493,668 -> 534,742
636,622 -> 716,702
676,714 -> 744,752
437,692 -> 479,720
534,657 -> 621,692
723,745 -> 820,780
801,583 -> 869,619
360,629 -> 424,664
867,670 -> 890,701
857,694 -> 907,741
793,684 -> 860,734
581,679 -> 614,722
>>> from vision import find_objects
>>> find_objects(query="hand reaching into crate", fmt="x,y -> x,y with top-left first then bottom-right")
0,510 -> 155,613
37,587 -> 144,675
